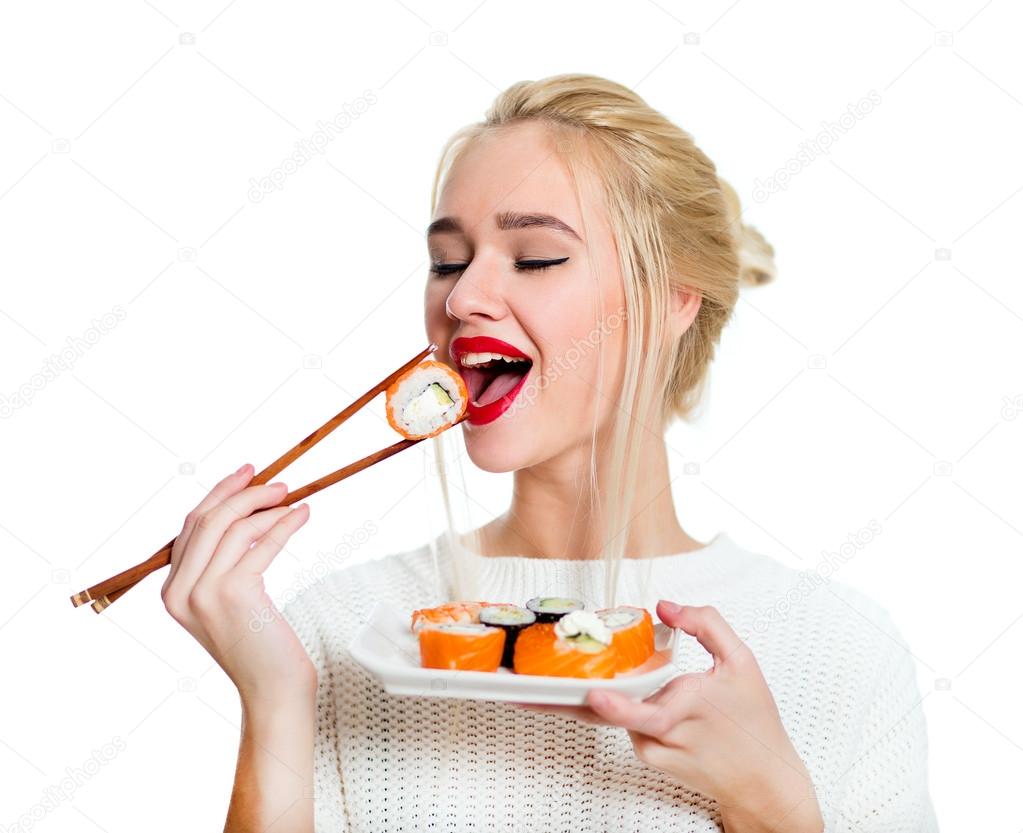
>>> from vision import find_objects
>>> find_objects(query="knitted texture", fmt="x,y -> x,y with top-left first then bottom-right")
281,532 -> 938,832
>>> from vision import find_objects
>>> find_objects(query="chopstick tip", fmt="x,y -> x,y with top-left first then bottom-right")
70,590 -> 92,607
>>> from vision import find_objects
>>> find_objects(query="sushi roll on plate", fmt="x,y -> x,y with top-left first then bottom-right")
419,622 -> 505,672
478,604 -> 536,668
350,600 -> 684,705
524,596 -> 585,623
513,610 -> 618,679
597,606 -> 657,673
410,600 -> 511,634
386,359 -> 468,440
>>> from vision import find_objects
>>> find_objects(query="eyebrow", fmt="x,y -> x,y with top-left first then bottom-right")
426,211 -> 582,242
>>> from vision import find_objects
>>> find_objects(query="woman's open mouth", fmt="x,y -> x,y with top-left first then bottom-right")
449,335 -> 534,425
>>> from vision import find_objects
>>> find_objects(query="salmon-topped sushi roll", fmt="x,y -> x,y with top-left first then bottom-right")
596,606 -> 656,673
385,360 -> 468,440
418,622 -> 505,672
512,610 -> 617,679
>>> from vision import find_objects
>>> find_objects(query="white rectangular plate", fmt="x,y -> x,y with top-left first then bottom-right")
349,600 -> 684,705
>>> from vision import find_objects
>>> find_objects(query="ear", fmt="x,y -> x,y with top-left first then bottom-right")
668,283 -> 702,341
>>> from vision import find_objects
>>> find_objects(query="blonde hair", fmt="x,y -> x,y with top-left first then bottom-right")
428,73 -> 776,606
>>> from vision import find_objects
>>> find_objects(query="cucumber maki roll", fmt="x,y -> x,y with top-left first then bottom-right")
478,604 -> 536,668
524,596 -> 585,623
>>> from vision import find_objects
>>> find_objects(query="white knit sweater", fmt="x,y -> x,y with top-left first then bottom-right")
282,531 -> 938,832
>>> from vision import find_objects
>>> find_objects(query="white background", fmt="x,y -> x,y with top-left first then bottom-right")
2,1 -> 1021,830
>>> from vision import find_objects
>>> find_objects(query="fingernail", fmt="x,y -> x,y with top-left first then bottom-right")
659,600 -> 683,614
268,481 -> 287,489
235,463 -> 250,475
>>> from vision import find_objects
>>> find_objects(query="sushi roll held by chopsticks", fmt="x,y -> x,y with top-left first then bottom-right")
386,359 -> 469,440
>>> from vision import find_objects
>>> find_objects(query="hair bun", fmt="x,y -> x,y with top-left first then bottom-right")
736,222 -> 777,287
718,177 -> 777,287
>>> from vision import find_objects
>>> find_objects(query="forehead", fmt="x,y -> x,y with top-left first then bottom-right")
434,120 -> 590,234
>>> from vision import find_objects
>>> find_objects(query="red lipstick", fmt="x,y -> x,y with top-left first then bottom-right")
449,336 -> 533,425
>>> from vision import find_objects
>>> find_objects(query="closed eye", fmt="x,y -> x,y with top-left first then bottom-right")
515,257 -> 569,272
429,257 -> 570,277
429,263 -> 469,276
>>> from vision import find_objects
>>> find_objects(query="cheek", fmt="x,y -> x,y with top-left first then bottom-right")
553,307 -> 628,423
533,313 -> 608,411
424,282 -> 453,339
521,276 -> 627,412
595,272 -> 629,403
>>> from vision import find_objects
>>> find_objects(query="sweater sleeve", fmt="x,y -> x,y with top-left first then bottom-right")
823,613 -> 939,832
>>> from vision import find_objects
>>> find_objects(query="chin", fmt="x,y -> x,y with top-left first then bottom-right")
461,422 -> 533,473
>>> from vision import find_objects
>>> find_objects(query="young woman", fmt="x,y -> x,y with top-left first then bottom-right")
162,74 -> 937,832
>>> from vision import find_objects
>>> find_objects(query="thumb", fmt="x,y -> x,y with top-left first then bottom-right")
657,600 -> 745,666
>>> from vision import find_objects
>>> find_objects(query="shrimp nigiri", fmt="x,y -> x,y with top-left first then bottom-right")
410,601 -> 509,634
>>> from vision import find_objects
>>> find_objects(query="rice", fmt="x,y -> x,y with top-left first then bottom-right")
385,360 -> 468,440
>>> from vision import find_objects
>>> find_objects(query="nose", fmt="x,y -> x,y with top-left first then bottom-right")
444,262 -> 507,323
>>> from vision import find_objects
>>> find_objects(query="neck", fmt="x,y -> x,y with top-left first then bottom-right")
477,428 -> 704,560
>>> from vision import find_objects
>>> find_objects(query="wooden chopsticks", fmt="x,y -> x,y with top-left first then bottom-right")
71,343 -> 458,613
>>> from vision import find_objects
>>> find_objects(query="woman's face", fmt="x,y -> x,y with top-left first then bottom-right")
424,120 -> 628,473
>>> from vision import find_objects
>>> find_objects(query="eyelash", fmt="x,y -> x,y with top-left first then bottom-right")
429,257 -> 569,276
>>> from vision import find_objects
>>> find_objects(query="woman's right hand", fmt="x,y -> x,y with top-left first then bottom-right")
161,463 -> 315,706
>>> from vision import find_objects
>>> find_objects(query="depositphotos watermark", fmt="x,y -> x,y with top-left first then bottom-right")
504,307 -> 628,416
247,90 -> 378,202
0,306 -> 127,419
0,736 -> 126,833
750,519 -> 882,634
752,90 -> 882,204
247,520 -> 378,632
1000,394 -> 1023,420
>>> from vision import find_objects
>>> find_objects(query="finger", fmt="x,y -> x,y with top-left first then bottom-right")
170,482 -> 288,594
176,463 -> 255,559
639,677 -> 702,739
586,689 -> 680,738
234,503 -> 310,575
168,463 -> 253,584
628,730 -> 678,771
657,601 -> 745,666
196,505 -> 295,584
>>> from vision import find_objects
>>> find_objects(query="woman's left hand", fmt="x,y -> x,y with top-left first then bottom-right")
515,600 -> 824,833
